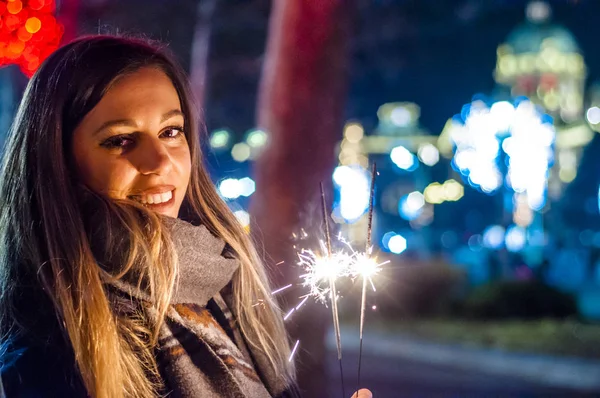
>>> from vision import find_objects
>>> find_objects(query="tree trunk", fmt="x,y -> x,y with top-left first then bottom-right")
189,0 -> 217,111
57,0 -> 80,44
251,0 -> 353,395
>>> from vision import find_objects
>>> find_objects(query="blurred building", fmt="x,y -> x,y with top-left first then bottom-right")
331,1 -> 600,299
432,2 -> 600,316
332,102 -> 460,258
439,1 -> 593,201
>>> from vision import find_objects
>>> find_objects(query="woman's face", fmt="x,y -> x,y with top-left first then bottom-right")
72,67 -> 191,218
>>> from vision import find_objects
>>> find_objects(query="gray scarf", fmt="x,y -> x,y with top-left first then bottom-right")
99,215 -> 295,398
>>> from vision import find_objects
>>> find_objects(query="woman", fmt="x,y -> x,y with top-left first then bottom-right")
0,35 -> 372,398
0,36 -> 376,398
0,34 -> 301,398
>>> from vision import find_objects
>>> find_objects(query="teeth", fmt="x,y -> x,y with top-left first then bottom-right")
131,190 -> 173,205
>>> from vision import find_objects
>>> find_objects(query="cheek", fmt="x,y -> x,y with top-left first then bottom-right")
76,152 -> 137,198
175,145 -> 192,184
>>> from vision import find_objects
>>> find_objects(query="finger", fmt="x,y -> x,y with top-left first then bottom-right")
351,388 -> 373,398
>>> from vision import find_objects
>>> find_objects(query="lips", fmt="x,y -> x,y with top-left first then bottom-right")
131,190 -> 173,205
129,185 -> 176,196
127,185 -> 177,207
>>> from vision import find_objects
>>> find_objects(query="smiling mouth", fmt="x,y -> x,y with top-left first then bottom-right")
128,189 -> 176,207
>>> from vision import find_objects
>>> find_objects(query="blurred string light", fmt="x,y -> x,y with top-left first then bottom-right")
339,122 -> 368,167
483,225 -> 505,249
332,165 -> 370,221
233,210 -> 250,231
218,177 -> 256,200
209,129 -> 232,150
381,231 -> 407,254
423,179 -> 464,204
417,144 -> 440,166
558,149 -> 577,183
0,0 -> 64,77
468,234 -> 483,251
390,145 -> 417,171
246,128 -> 268,148
513,194 -> 534,227
231,143 -> 251,162
586,107 -> 600,125
344,123 -> 364,143
390,106 -> 412,127
245,128 -> 270,161
377,102 -> 419,131
399,191 -> 424,221
505,225 -> 527,252
449,98 -> 555,210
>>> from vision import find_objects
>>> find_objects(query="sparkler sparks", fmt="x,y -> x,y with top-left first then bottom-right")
284,167 -> 386,396
295,296 -> 310,311
289,340 -> 300,362
271,283 -> 293,295
283,307 -> 295,321
297,243 -> 353,302
350,252 -> 388,291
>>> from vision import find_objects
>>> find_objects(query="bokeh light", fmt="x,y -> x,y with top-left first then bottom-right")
505,225 -> 527,252
388,234 -> 407,254
209,129 -> 231,149
399,191 -> 425,221
417,144 -> 440,166
390,145 -> 417,170
246,129 -> 269,148
218,177 -> 256,199
483,225 -> 506,249
333,165 -> 370,221
231,143 -> 251,162
450,98 -> 554,208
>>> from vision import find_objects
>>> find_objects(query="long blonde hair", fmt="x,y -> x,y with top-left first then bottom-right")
0,35 -> 294,397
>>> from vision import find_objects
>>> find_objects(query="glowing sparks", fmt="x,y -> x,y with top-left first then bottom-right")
296,237 -> 388,303
283,307 -> 295,321
289,340 -> 300,362
350,253 -> 389,290
297,242 -> 353,303
271,283 -> 292,295
252,299 -> 265,308
295,296 -> 310,311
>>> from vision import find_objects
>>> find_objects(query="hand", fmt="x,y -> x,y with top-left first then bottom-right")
351,389 -> 373,398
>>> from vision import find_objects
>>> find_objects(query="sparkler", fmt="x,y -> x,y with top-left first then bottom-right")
279,170 -> 386,396
321,181 -> 345,398
357,163 -> 377,390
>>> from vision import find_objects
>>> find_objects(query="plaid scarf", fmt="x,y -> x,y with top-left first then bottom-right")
102,216 -> 297,398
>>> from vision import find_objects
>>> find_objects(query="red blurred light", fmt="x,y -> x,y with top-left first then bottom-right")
25,17 -> 41,33
17,26 -> 32,41
28,0 -> 45,11
0,0 -> 63,76
7,1 -> 23,14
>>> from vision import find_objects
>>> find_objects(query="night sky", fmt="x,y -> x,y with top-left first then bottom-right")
205,0 -> 600,138
348,0 -> 600,134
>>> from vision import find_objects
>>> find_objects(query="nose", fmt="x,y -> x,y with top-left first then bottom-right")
135,137 -> 173,176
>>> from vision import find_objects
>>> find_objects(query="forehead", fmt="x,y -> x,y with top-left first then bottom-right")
90,67 -> 182,120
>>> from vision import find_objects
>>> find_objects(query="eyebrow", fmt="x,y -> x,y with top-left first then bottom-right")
93,109 -> 185,136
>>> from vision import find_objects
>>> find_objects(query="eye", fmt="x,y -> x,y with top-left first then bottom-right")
100,135 -> 134,149
161,126 -> 185,139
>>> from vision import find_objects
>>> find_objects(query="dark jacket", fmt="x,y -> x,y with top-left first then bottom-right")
1,323 -> 303,398
1,337 -> 303,398
1,335 -> 88,397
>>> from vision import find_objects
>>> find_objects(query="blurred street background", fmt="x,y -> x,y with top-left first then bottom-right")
3,0 -> 600,396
